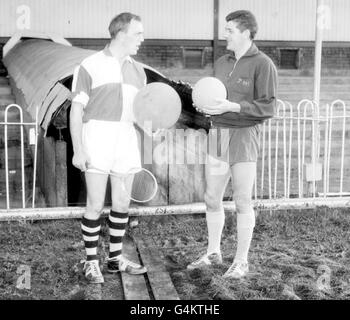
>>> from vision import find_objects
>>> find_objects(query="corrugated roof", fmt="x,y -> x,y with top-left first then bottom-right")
3,39 -> 95,131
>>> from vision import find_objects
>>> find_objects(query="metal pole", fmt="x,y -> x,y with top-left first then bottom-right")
4,110 -> 10,209
313,0 -> 323,164
310,0 -> 327,195
213,0 -> 219,63
313,0 -> 324,106
32,106 -> 39,208
0,199 -> 350,222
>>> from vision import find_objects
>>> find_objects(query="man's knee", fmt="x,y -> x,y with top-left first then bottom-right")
204,191 -> 223,212
112,197 -> 130,213
232,193 -> 253,214
112,204 -> 129,213
86,200 -> 104,217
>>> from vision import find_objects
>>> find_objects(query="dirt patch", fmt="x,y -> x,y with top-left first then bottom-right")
131,207 -> 350,300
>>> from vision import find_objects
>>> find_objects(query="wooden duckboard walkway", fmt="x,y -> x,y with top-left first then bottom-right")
121,235 -> 180,300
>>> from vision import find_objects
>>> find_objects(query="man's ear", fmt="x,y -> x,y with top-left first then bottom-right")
115,30 -> 125,41
243,29 -> 251,39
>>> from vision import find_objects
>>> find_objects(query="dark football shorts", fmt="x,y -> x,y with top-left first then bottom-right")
207,124 -> 260,166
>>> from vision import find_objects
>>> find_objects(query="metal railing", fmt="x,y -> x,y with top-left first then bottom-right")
1,104 -> 39,209
0,100 -> 349,220
256,99 -> 350,201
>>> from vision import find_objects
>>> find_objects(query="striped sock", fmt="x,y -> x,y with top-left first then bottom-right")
81,217 -> 101,261
108,210 -> 129,260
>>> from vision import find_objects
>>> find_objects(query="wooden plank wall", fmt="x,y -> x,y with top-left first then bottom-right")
168,127 -> 207,204
55,141 -> 67,205
43,136 -> 56,205
36,131 -> 68,207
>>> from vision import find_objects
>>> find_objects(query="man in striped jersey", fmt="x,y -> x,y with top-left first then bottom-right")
70,12 -> 147,284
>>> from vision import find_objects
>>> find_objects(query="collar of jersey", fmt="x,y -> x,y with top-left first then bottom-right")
103,45 -> 133,63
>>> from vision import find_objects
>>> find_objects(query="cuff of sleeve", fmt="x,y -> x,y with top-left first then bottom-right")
238,101 -> 250,114
72,91 -> 89,107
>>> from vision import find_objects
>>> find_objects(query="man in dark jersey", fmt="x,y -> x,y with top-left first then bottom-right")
187,10 -> 277,279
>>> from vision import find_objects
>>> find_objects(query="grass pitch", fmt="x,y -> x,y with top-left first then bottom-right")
0,207 -> 349,300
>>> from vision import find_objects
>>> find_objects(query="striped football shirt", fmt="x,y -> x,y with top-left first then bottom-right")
71,45 -> 146,123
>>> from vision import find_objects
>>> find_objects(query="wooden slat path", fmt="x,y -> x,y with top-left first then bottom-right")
121,235 -> 150,300
82,235 -> 181,300
134,237 -> 180,300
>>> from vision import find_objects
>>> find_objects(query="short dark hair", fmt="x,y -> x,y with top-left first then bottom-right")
109,12 -> 141,39
226,10 -> 258,40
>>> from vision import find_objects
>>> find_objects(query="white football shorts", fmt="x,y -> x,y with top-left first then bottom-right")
82,120 -> 141,174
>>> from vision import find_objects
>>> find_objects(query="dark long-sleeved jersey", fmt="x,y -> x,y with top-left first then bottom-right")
211,43 -> 278,128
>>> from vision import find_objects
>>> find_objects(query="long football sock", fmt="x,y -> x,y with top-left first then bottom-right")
108,210 -> 129,260
206,208 -> 225,254
81,217 -> 101,261
234,211 -> 255,264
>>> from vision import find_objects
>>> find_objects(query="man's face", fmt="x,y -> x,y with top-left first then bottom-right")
120,19 -> 144,55
224,20 -> 250,52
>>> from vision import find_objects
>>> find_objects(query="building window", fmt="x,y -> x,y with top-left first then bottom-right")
278,48 -> 300,69
182,47 -> 206,68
